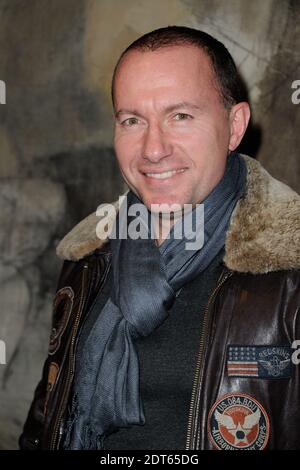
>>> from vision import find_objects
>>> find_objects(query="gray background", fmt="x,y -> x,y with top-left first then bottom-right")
0,0 -> 299,449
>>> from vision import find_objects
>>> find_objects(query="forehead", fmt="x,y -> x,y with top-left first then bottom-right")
113,45 -> 219,106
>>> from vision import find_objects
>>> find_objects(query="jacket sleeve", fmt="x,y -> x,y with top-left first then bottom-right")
18,359 -> 52,449
18,260 -> 68,450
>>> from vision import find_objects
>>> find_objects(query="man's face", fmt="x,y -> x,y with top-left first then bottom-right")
113,45 -> 239,210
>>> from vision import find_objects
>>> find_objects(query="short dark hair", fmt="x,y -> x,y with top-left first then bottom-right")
111,25 -> 246,110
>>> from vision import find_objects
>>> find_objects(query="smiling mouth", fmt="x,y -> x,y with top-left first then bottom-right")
144,168 -> 186,180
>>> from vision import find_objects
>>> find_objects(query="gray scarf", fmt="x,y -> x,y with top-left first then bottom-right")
63,152 -> 246,449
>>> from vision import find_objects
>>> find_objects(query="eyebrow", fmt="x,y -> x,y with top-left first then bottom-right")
115,101 -> 202,120
163,102 -> 202,114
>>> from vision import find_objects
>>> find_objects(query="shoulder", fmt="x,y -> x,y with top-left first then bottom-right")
224,155 -> 300,274
55,197 -> 123,261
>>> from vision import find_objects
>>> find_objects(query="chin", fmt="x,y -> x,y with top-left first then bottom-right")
142,194 -> 187,213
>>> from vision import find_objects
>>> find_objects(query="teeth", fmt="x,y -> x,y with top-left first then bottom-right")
145,169 -> 185,179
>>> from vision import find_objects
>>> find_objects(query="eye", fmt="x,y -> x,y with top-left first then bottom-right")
173,113 -> 193,121
121,117 -> 139,126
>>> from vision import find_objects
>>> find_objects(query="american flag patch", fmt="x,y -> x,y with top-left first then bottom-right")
227,345 -> 292,379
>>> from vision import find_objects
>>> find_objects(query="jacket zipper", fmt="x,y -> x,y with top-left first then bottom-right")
50,262 -> 89,450
185,269 -> 233,450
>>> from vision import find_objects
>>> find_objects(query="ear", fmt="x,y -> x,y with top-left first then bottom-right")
228,102 -> 251,151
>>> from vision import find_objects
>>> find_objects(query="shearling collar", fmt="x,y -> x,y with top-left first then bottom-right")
56,155 -> 300,274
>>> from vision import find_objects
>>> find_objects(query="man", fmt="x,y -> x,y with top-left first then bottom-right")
20,26 -> 300,450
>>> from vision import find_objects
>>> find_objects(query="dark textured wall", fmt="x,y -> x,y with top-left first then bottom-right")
0,0 -> 299,449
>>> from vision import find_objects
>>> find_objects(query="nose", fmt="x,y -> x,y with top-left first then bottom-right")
142,123 -> 172,163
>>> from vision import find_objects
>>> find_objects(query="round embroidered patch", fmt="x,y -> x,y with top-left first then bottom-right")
208,392 -> 270,450
49,286 -> 74,355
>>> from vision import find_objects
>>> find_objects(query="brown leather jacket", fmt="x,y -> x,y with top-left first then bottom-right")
19,156 -> 300,450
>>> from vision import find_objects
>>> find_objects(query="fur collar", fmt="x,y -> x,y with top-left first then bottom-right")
56,155 -> 300,274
